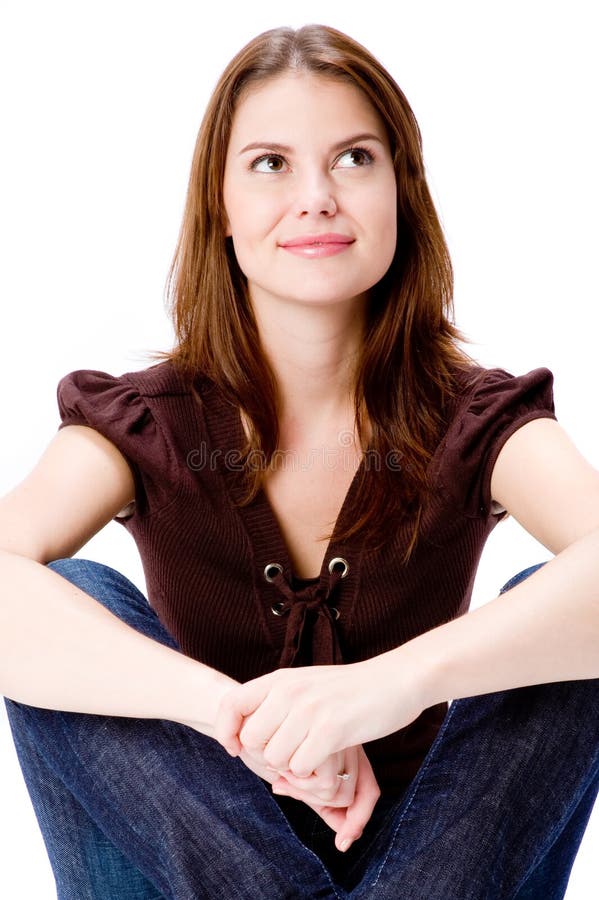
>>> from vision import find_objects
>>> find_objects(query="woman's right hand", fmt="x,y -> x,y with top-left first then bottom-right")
238,743 -> 381,852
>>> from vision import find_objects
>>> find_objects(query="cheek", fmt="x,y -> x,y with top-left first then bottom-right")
380,182 -> 398,255
227,194 -> 280,247
226,202 -> 277,281
364,188 -> 397,258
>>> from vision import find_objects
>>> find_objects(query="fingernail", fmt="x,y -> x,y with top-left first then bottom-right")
339,839 -> 351,852
272,786 -> 286,795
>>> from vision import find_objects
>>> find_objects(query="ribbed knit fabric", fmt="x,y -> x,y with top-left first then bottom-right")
56,359 -> 556,800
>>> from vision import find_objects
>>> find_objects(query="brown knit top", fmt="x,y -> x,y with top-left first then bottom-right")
56,360 -> 556,800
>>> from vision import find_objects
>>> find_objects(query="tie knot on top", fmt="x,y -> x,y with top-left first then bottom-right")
263,559 -> 349,667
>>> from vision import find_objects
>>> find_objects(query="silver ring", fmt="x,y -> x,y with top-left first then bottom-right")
336,771 -> 351,781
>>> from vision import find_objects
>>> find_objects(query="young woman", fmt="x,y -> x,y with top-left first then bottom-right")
1,23 -> 598,900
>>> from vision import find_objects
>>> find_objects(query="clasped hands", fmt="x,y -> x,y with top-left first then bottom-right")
213,657 -> 426,853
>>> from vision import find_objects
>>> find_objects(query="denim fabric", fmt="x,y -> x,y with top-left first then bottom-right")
4,558 -> 598,899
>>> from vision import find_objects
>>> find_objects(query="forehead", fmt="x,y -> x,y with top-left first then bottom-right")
228,72 -> 387,147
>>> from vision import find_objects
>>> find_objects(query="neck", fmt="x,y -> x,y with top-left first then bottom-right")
250,294 -> 367,433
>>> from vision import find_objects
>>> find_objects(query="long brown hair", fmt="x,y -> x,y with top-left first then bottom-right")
152,24 -> 475,559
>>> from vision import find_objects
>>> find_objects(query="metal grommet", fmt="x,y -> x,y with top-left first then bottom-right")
264,562 -> 283,582
328,557 -> 349,578
271,601 -> 287,617
329,606 -> 341,620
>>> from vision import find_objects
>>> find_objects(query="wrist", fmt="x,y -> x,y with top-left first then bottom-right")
171,657 -> 239,737
397,634 -> 448,710
368,636 -> 447,718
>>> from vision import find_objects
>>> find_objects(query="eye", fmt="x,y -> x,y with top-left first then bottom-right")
250,154 -> 288,174
335,146 -> 375,168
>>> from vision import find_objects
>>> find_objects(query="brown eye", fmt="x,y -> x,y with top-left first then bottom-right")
251,154 -> 286,173
336,147 -> 374,168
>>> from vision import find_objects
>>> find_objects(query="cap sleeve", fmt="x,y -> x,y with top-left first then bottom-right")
56,368 -> 174,519
436,366 -> 556,519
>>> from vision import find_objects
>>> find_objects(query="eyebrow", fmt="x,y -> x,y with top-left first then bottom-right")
238,132 -> 386,156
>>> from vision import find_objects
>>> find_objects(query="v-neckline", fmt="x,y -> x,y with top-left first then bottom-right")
200,379 -> 365,584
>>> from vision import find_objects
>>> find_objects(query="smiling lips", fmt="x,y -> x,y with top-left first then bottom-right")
279,232 -> 355,258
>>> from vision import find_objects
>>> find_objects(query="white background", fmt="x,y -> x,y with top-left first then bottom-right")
0,0 -> 597,896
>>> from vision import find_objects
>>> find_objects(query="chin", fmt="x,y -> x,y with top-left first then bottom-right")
291,291 -> 367,308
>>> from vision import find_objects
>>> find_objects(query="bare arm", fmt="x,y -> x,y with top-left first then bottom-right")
0,425 -> 237,735
1,424 -> 377,847
372,418 -> 599,706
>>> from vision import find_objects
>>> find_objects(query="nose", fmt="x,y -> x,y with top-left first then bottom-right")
292,169 -> 338,218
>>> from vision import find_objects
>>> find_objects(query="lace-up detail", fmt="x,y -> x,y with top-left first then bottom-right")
264,559 -> 349,667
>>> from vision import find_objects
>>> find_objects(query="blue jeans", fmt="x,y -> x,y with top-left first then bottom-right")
4,559 -> 598,899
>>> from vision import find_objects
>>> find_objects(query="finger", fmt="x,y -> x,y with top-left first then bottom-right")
287,724 -> 341,778
237,690 -> 304,756
273,772 -> 343,807
271,782 -> 342,814
278,771 -> 340,798
332,746 -> 359,806
273,788 -> 350,838
334,773 -> 380,852
280,749 -> 335,781
214,682 -> 269,755
274,751 -> 357,808
238,705 -> 285,753
304,803 -> 348,835
257,716 -> 311,772
213,704 -> 244,756
286,747 -> 358,807
284,745 -> 357,794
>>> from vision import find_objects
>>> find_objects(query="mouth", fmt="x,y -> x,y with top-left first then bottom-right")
279,233 -> 354,248
280,241 -> 354,259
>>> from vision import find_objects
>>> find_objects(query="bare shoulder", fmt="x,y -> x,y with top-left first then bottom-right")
0,425 -> 136,563
490,418 -> 599,554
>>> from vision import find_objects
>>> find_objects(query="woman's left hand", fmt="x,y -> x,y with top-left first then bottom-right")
213,657 -> 426,777
237,741 -> 381,851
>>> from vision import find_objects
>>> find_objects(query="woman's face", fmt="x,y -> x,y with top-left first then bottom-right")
222,72 -> 397,313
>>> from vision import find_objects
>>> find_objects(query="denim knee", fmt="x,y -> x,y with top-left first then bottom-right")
499,561 -> 548,594
46,557 -> 179,650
